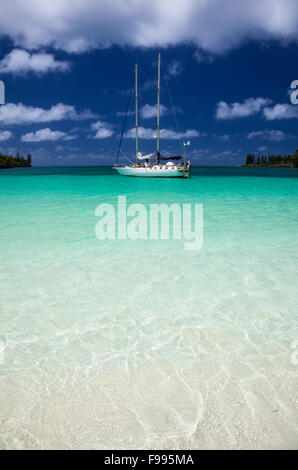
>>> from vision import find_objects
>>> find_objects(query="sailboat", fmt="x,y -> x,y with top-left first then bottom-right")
114,53 -> 191,178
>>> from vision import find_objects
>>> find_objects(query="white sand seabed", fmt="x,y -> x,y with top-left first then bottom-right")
0,357 -> 297,450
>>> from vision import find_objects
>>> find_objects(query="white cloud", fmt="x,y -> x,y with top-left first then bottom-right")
142,78 -> 157,91
93,128 -> 114,138
125,127 -> 155,139
247,129 -> 290,141
207,149 -> 242,161
263,103 -> 298,120
91,121 -> 114,138
19,146 -> 109,164
193,50 -> 215,63
220,134 -> 231,142
216,98 -> 298,121
160,128 -> 202,140
0,130 -> 13,141
141,104 -> 169,119
216,98 -> 272,119
1,1 -> 298,54
21,128 -> 76,142
117,104 -> 171,119
125,126 -> 202,140
0,49 -> 70,75
190,148 -> 211,159
167,61 -> 183,77
116,110 -> 134,117
63,38 -> 97,54
0,103 -> 96,125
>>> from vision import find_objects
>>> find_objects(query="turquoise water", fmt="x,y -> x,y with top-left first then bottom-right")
0,166 -> 298,449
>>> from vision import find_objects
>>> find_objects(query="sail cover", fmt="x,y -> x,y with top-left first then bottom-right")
137,152 -> 182,161
137,152 -> 156,160
158,153 -> 182,161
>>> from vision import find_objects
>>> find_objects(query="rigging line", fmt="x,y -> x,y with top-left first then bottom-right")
139,68 -> 143,133
138,65 -> 159,157
139,64 -> 159,160
138,66 -> 157,92
161,59 -> 183,155
120,148 -> 134,164
115,76 -> 134,165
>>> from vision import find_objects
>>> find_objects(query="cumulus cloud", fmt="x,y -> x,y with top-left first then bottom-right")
0,103 -> 96,125
247,129 -> 291,141
21,128 -> 76,142
263,103 -> 298,120
0,130 -> 13,141
91,121 -> 114,138
1,1 -> 298,54
63,38 -> 97,54
216,98 -> 272,119
125,127 -> 155,139
0,49 -> 70,75
141,104 -> 169,119
117,104 -> 171,119
125,127 -> 202,140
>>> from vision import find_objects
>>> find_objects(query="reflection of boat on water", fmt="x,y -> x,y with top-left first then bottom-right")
114,53 -> 191,178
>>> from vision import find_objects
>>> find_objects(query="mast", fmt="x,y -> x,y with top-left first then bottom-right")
135,64 -> 139,163
157,53 -> 161,160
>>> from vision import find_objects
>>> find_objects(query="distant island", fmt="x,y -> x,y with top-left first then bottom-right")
0,152 -> 32,169
242,148 -> 298,167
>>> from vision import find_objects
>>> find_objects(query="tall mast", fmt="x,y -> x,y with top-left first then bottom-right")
135,63 -> 139,162
157,53 -> 161,158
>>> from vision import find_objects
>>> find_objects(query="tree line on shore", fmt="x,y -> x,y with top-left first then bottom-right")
0,152 -> 32,169
244,148 -> 298,167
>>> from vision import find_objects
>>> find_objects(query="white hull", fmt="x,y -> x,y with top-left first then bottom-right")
114,166 -> 190,178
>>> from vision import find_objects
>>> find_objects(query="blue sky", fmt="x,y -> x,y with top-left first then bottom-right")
1,0 -> 298,166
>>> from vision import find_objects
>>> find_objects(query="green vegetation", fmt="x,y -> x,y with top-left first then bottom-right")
0,152 -> 32,169
243,149 -> 298,167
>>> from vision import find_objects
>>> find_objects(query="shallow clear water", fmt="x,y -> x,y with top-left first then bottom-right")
0,166 -> 298,449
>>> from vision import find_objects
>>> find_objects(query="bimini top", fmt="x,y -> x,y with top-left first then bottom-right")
158,152 -> 182,161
